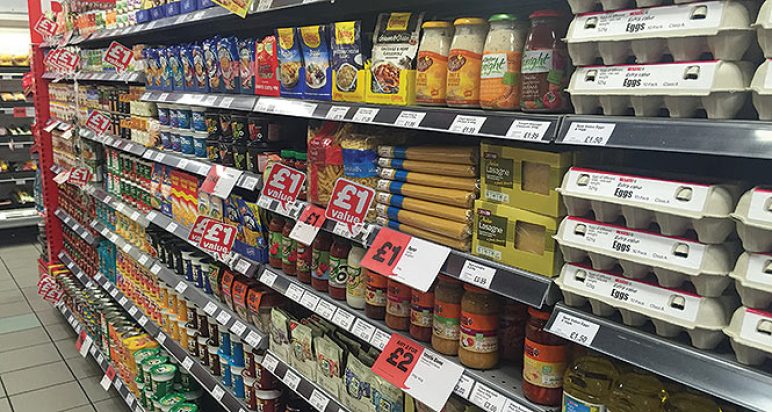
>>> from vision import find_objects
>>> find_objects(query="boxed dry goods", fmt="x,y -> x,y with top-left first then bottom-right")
729,252 -> 772,309
724,306 -> 772,365
557,262 -> 737,349
472,200 -> 563,276
366,12 -> 424,106
567,60 -> 752,119
480,142 -> 572,218
565,1 -> 754,66
555,216 -> 739,296
557,166 -> 741,243
732,187 -> 772,252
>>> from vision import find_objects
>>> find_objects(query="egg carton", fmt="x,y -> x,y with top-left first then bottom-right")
730,252 -> 772,308
750,60 -> 772,119
754,0 -> 772,57
724,306 -> 772,365
568,0 -> 709,14
555,216 -> 739,296
557,262 -> 737,349
558,167 -> 740,243
566,1 -> 754,66
731,187 -> 772,252
567,60 -> 752,118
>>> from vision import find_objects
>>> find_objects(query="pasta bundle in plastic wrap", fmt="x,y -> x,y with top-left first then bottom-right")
307,121 -> 346,206
340,129 -> 385,191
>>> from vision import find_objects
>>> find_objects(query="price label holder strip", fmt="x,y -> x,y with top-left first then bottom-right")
54,208 -> 99,245
57,251 -> 252,412
56,302 -> 146,412
85,185 -> 150,228
545,303 -> 772,412
258,266 -> 554,412
142,147 -> 262,192
260,350 -> 345,412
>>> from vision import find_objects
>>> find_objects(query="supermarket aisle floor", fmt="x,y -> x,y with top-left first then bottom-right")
0,229 -> 130,412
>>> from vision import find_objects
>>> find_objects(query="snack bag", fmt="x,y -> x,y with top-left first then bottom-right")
191,42 -> 209,92
238,37 -> 255,95
203,36 -> 222,92
276,27 -> 304,98
168,45 -> 184,90
218,36 -> 241,93
255,36 -> 280,96
159,46 -> 172,91
299,25 -> 332,100
180,43 -> 196,91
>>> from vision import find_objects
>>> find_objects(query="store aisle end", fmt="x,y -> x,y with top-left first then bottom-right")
0,232 -> 131,412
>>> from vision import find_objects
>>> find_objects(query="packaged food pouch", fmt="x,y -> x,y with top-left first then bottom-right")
223,195 -> 246,242
307,121 -> 345,205
168,45 -> 184,90
203,36 -> 222,92
372,374 -> 404,412
159,47 -> 172,90
180,43 -> 196,91
298,25 -> 332,100
143,48 -> 161,89
190,42 -> 209,92
343,354 -> 374,412
218,36 -> 241,93
255,35 -> 280,96
238,38 -> 255,94
315,336 -> 342,398
370,12 -> 424,97
289,320 -> 316,380
332,21 -> 366,99
270,308 -> 291,361
276,27 -> 305,98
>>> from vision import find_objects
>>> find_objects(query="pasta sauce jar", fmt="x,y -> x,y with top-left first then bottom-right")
416,21 -> 453,106
520,10 -> 571,112
446,18 -> 488,108
523,307 -> 569,406
459,285 -> 500,369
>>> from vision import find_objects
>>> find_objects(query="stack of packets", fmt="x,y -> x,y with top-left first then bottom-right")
375,145 -> 479,251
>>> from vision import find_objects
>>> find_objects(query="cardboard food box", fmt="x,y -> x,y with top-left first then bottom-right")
480,141 -> 572,217
472,200 -> 563,277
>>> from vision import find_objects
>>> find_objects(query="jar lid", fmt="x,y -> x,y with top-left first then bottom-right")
529,9 -> 563,19
527,306 -> 552,320
488,14 -> 517,23
422,21 -> 451,29
453,17 -> 487,26
463,283 -> 489,293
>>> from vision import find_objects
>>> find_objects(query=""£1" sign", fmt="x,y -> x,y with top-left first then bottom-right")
86,110 -> 111,135
262,163 -> 306,208
55,49 -> 80,73
197,220 -> 238,260
325,178 -> 375,235
104,41 -> 133,72
68,167 -> 91,188
34,15 -> 58,37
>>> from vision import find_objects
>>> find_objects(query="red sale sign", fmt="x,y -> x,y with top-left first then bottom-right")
197,220 -> 238,260
325,178 -> 375,234
68,167 -> 91,188
45,49 -> 61,71
104,41 -> 133,72
55,49 -> 79,73
372,333 -> 423,389
188,215 -> 215,244
263,163 -> 306,207
85,110 -> 111,135
361,228 -> 411,276
34,15 -> 58,37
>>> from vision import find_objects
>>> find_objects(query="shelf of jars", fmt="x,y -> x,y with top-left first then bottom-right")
54,208 -> 99,245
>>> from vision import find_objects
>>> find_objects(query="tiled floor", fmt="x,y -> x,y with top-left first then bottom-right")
0,229 -> 131,412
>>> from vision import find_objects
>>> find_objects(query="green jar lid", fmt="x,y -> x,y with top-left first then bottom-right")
142,355 -> 170,371
488,14 -> 518,22
280,150 -> 295,159
170,403 -> 199,412
158,392 -> 186,407
150,364 -> 178,380
295,152 -> 307,161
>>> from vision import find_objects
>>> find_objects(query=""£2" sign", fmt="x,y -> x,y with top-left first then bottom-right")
104,41 -> 133,72
325,178 -> 375,234
197,220 -> 238,260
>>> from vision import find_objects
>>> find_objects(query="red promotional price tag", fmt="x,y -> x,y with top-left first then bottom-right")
34,15 -> 58,37
86,110 -> 111,135
197,220 -> 238,260
13,107 -> 33,118
56,49 -> 80,73
325,178 -> 375,234
188,215 -> 214,244
289,204 -> 327,246
372,333 -> 424,389
100,365 -> 116,390
45,49 -> 62,71
263,163 -> 306,207
104,41 -> 133,72
105,365 -> 116,380
361,228 -> 411,276
75,330 -> 86,351
201,165 -> 243,199
68,167 -> 91,188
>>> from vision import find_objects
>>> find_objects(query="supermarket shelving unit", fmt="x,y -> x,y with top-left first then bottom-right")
31,1 -> 772,412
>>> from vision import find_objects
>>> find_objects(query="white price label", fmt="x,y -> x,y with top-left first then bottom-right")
563,122 -> 616,146
166,222 -> 178,233
204,301 -> 218,316
470,383 -> 506,412
245,331 -> 261,347
131,211 -> 140,221
352,107 -> 380,123
260,269 -> 278,287
242,175 -> 260,190
299,292 -> 320,310
394,111 -> 426,128
220,97 -> 235,108
138,255 -> 149,266
177,159 -> 189,170
138,316 -> 148,326
150,264 -> 162,275
235,259 -> 251,275
351,319 -> 376,342
256,0 -> 272,11
286,284 -> 305,302
459,260 -> 496,289
316,300 -> 337,320
370,329 -> 391,351
503,399 -> 531,412
309,389 -> 330,412
283,370 -> 301,390
158,93 -> 169,101
453,375 -> 475,399
392,237 -> 450,293
119,296 -> 128,306
125,392 -> 135,406
100,374 -> 113,391
109,234 -> 118,243
182,357 -> 195,371
122,243 -> 132,253
231,321 -> 247,336
203,95 -> 218,106
155,152 -> 165,162
146,210 -> 158,221
110,288 -> 119,298
289,218 -> 322,246
128,306 -> 138,316
211,385 -> 225,401
331,308 -> 355,330
548,311 -> 600,347
156,332 -> 166,344
79,336 -> 93,358
175,282 -> 188,294
326,106 -> 350,120
262,354 -> 279,372
96,353 -> 104,364
449,115 -> 486,135
505,120 -> 551,141
216,311 -> 232,325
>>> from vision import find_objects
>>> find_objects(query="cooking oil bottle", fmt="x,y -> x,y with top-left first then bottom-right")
562,355 -> 619,411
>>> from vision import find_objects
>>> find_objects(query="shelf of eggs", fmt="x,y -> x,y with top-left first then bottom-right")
563,0 -> 772,120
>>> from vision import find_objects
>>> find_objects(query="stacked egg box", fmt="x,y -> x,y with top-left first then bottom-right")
564,0 -> 772,119
552,167 -> 772,365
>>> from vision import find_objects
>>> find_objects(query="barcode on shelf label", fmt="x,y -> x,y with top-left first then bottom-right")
370,329 -> 391,351
326,106 -> 350,120
245,331 -> 261,347
459,260 -> 496,289
211,385 -> 225,401
563,122 -> 616,146
119,296 -> 128,306
260,269 -> 278,287
394,111 -> 426,128
216,311 -> 232,325
150,264 -> 162,275
231,321 -> 247,336
138,316 -> 147,326
454,375 -> 474,399
351,319 -> 376,342
175,282 -> 188,294
286,284 -> 305,302
470,383 -> 506,412
548,312 -> 600,347
331,308 -> 355,330
283,370 -> 301,390
309,389 -> 330,412
138,255 -> 149,266
128,306 -> 138,316
262,354 -> 279,372
204,301 -> 218,316
505,120 -> 551,141
449,115 -> 486,134
299,292 -> 320,310
352,107 -> 379,123
182,357 -> 194,370
316,300 -> 336,320
156,332 -> 166,344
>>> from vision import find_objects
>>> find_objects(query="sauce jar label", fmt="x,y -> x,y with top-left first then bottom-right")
433,301 -> 461,339
480,50 -> 521,109
446,49 -> 482,106
523,339 -> 568,389
416,51 -> 449,104
520,49 -> 568,111
366,286 -> 387,306
460,311 -> 497,353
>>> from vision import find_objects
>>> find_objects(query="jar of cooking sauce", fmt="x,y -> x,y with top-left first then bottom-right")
520,10 -> 570,112
267,215 -> 285,269
606,370 -> 666,412
328,238 -> 351,301
523,307 -> 569,406
346,247 -> 366,309
296,240 -> 313,284
432,276 -> 463,356
281,219 -> 296,275
410,286 -> 434,342
664,392 -> 722,412
562,355 -> 619,412
480,14 -> 527,110
311,232 -> 332,292
416,21 -> 454,106
446,18 -> 488,108
385,280 -> 411,331
459,285 -> 500,369
499,301 -> 528,361
365,270 -> 387,320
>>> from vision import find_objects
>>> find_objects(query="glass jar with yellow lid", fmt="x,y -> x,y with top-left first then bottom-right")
447,18 -> 488,108
416,21 -> 454,106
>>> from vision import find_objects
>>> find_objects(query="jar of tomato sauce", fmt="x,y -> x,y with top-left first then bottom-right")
410,285 -> 435,342
267,215 -> 285,269
281,218 -> 296,275
520,10 -> 570,113
522,307 -> 569,406
311,232 -> 332,292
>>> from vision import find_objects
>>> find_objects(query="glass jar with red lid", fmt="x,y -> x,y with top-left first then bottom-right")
522,307 -> 569,406
520,9 -> 570,113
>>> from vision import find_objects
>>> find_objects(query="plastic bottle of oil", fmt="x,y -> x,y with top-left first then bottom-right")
562,355 -> 619,411
607,369 -> 667,412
